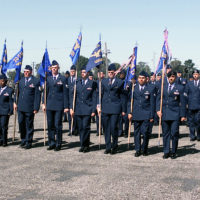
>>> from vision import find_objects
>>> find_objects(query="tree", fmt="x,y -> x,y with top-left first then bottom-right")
34,63 -> 41,78
76,55 -> 89,77
184,59 -> 196,75
136,62 -> 151,76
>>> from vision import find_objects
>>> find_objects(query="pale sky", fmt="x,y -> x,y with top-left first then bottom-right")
0,0 -> 200,73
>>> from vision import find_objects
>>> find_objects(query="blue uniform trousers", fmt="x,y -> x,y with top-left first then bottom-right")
134,120 -> 150,152
162,120 -> 179,154
76,115 -> 91,147
188,110 -> 200,140
118,113 -> 129,136
0,115 -> 10,145
18,111 -> 34,145
68,113 -> 77,133
103,114 -> 119,150
46,110 -> 63,147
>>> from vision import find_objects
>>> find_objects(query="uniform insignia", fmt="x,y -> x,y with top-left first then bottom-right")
4,93 -> 9,96
174,91 -> 179,95
87,88 -> 92,90
57,81 -> 63,85
65,84 -> 69,88
29,84 -> 35,88
174,96 -> 177,100
182,81 -> 186,84
144,91 -> 150,95
184,92 -> 187,97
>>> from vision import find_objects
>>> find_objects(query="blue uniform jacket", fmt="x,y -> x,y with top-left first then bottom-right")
184,80 -> 200,110
127,83 -> 155,120
17,76 -> 41,112
0,86 -> 13,115
70,79 -> 97,115
156,82 -> 186,120
45,74 -> 69,111
98,78 -> 126,115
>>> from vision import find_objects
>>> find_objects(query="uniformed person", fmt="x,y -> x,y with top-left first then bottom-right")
70,66 -> 97,153
68,65 -> 78,136
157,71 -> 186,159
185,70 -> 200,141
14,65 -> 41,149
0,74 -> 13,146
42,60 -> 69,151
128,71 -> 155,157
97,64 -> 126,154
63,71 -> 70,122
176,70 -> 187,87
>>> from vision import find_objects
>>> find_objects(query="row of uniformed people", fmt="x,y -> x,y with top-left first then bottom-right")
0,61 -> 199,159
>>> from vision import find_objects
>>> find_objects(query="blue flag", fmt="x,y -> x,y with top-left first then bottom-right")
38,48 -> 51,86
86,41 -> 103,72
0,40 -> 7,74
3,42 -> 23,83
70,32 -> 82,65
124,47 -> 138,89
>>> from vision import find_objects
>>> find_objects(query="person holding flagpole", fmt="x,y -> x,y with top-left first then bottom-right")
14,65 -> 41,149
42,60 -> 69,151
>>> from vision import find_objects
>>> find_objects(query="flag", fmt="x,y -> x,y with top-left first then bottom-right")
86,41 -> 103,72
155,29 -> 172,74
0,40 -> 7,74
124,46 -> 138,89
70,32 -> 82,65
38,47 -> 51,86
3,42 -> 23,83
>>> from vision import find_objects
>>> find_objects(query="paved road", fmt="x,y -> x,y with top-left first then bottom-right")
0,111 -> 199,200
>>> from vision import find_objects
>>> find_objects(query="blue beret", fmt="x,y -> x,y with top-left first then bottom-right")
108,63 -> 116,71
81,66 -> 86,71
24,65 -> 32,71
52,60 -> 59,66
166,65 -> 172,69
89,71 -> 93,76
0,74 -> 7,80
70,65 -> 76,70
139,71 -> 147,77
120,70 -> 126,75
192,69 -> 199,74
150,72 -> 155,76
167,70 -> 177,78
65,71 -> 70,75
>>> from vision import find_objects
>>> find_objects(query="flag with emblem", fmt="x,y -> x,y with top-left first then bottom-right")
156,29 -> 172,74
70,32 -> 82,65
124,46 -> 138,89
3,41 -> 23,83
38,47 -> 51,86
86,41 -> 103,72
0,40 -> 7,74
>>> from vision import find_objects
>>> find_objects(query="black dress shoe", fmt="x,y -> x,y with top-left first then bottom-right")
142,150 -> 148,156
19,143 -> 26,148
47,145 -> 55,150
135,151 -> 141,157
104,149 -> 111,154
54,146 -> 61,151
83,147 -> 90,153
3,144 -> 7,147
111,147 -> 118,155
171,153 -> 177,159
24,144 -> 32,149
79,147 -> 84,152
190,137 -> 196,141
163,153 -> 170,159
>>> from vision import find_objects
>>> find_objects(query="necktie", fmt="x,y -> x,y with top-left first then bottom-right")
109,79 -> 112,85
53,77 -> 56,83
168,85 -> 172,93
82,80 -> 85,85
141,86 -> 144,92
25,77 -> 28,86
195,81 -> 198,87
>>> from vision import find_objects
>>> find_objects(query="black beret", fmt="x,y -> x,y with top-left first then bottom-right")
24,65 -> 32,71
81,66 -> 86,71
166,65 -> 172,69
70,65 -> 76,70
167,70 -> 177,78
0,74 -> 7,80
52,60 -> 59,66
177,70 -> 182,73
139,71 -> 147,77
108,63 -> 116,71
150,72 -> 155,76
65,71 -> 70,75
192,69 -> 199,74
89,71 -> 93,76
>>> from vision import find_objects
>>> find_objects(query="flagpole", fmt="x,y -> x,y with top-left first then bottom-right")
43,72 -> 47,146
158,61 -> 165,146
13,82 -> 19,142
128,80 -> 134,149
98,68 -> 102,149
